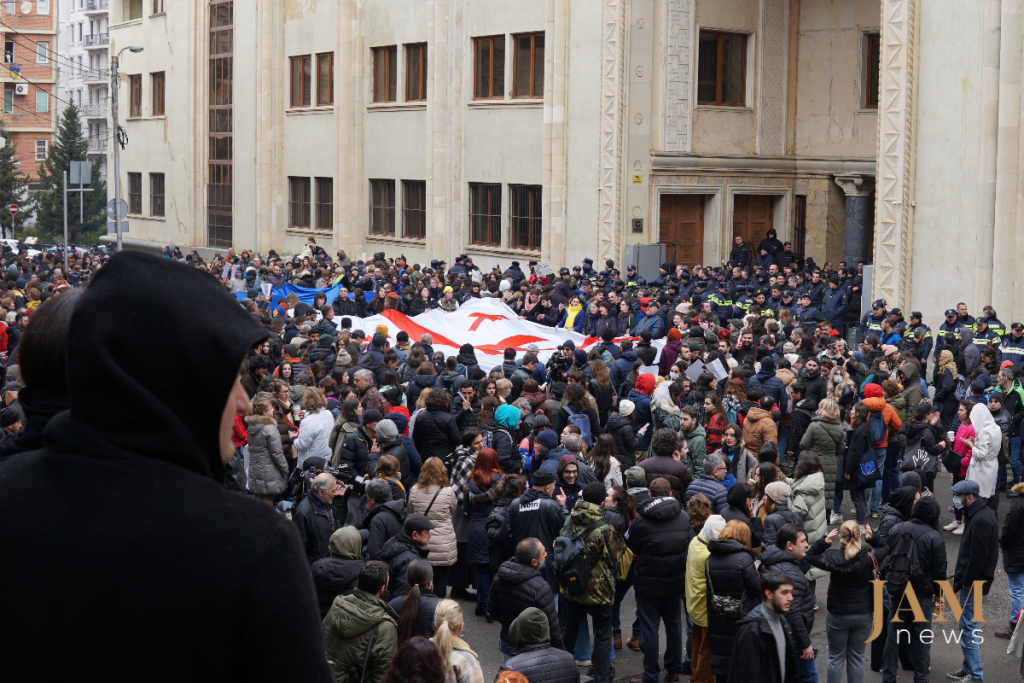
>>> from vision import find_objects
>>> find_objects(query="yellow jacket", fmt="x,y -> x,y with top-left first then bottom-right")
684,534 -> 711,627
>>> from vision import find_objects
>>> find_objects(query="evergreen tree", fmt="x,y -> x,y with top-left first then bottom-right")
33,105 -> 107,244
0,119 -> 31,237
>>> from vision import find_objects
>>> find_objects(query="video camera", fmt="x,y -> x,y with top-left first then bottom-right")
547,350 -> 573,383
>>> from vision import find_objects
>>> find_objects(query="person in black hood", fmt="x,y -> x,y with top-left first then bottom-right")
311,527 -> 366,619
457,343 -> 485,381
0,289 -> 77,458
705,519 -> 762,680
0,251 -> 332,681
720,482 -> 764,550
870,484 -> 919,672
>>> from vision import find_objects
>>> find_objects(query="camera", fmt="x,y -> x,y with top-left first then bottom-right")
547,351 -> 573,383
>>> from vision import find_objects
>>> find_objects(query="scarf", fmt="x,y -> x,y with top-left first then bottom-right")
564,303 -> 583,329
938,350 -> 958,378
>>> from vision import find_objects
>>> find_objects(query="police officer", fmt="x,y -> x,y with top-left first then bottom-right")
733,285 -> 754,319
1001,323 -> 1024,368
858,298 -> 888,343
982,306 -> 1007,338
779,289 -> 797,314
933,308 -> 964,363
904,311 -> 933,361
973,316 -> 1002,352
710,281 -> 734,321
956,302 -> 977,331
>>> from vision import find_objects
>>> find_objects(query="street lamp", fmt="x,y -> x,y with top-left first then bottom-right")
110,45 -> 143,252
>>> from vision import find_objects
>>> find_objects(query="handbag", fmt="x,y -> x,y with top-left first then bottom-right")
941,446 -> 962,475
705,559 -> 745,619
868,550 -> 880,581
854,447 -> 881,487
617,546 -> 635,581
901,438 -> 939,474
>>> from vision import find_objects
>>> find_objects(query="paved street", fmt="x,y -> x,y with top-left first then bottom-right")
455,473 -> 1022,682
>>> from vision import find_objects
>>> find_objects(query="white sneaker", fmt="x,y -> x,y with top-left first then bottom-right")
952,523 -> 965,535
943,520 -> 961,531
830,512 -> 843,525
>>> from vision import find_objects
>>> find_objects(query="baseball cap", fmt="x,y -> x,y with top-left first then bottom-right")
946,309 -> 957,317
911,311 -> 923,320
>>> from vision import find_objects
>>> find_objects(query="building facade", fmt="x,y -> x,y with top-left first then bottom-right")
1,0 -> 57,191
56,0 -> 110,180
108,0 -> 1020,324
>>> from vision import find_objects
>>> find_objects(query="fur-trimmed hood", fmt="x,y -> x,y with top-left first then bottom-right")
245,414 -> 277,426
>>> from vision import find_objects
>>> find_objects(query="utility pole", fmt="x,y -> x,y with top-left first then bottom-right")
62,171 -> 68,272
110,46 -> 144,252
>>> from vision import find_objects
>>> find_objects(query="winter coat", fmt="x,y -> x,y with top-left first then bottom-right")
485,499 -> 513,575
245,415 -> 289,495
728,604 -> 798,683
682,423 -> 708,474
861,394 -> 902,448
966,402 -> 1001,499
705,538 -> 762,676
293,491 -> 339,565
758,544 -> 815,650
330,420 -> 359,467
933,368 -> 959,428
406,374 -> 441,406
799,416 -> 845,504
466,476 -> 503,566
603,411 -> 637,468
520,391 -> 552,420
407,484 -> 458,566
487,559 -> 565,650
311,527 -> 365,619
271,397 -> 296,460
553,402 -> 601,442
843,423 -> 874,490
1001,483 -> 1024,573
363,500 -> 408,561
626,495 -> 691,598
379,530 -> 430,597
741,407 -> 778,456
639,454 -> 693,504
761,502 -> 803,553
610,350 -> 639,391
685,475 -> 729,513
294,408 -> 335,468
789,472 -> 826,546
324,588 -> 399,683
340,426 -> 375,477
501,643 -> 579,683
953,497 -> 999,595
559,500 -> 625,606
711,446 -> 758,487
786,399 -> 816,456
482,422 -> 521,474
412,407 -> 461,466
802,370 -> 828,405
899,362 -> 925,412
805,534 -> 889,614
748,369 -> 789,419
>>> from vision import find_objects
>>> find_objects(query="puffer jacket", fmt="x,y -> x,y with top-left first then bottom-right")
705,537 -> 762,676
805,534 -> 890,615
245,414 -> 288,495
559,500 -> 625,606
758,544 -> 815,650
293,408 -> 335,467
482,422 -> 521,474
488,559 -> 565,650
799,416 -> 846,506
499,608 -> 577,683
686,474 -> 729,513
406,374 -> 441,406
861,384 -> 902,448
324,588 -> 399,683
640,454 -> 693,504
761,502 -> 803,549
362,500 -> 408,561
789,471 -> 826,542
603,411 -> 637,468
311,527 -> 365,619
485,498 -> 513,576
412,407 -> 461,465
466,475 -> 503,566
626,495 -> 691,598
340,425 -> 375,476
741,407 -> 777,456
748,368 -> 789,418
610,350 -> 639,391
271,398 -> 296,460
407,484 -> 458,566
899,362 -> 925,412
379,530 -> 429,597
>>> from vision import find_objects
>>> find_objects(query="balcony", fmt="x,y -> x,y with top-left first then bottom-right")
84,33 -> 109,50
80,101 -> 108,118
84,0 -> 109,15
83,70 -> 107,86
87,136 -> 108,154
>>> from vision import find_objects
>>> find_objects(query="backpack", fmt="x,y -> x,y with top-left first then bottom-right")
440,372 -> 461,398
564,406 -> 594,448
880,524 -> 930,596
552,517 -> 607,595
953,374 -> 968,401
868,410 -> 887,444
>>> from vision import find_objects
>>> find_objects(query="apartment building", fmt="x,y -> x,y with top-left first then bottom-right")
108,0 -> 1024,324
0,0 -> 57,189
56,0 -> 109,180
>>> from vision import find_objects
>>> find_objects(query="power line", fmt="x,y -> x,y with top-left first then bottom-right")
0,18 -> 110,78
0,62 -> 83,114
3,34 -> 109,80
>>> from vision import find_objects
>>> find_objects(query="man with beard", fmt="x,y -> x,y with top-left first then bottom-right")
801,358 -> 828,405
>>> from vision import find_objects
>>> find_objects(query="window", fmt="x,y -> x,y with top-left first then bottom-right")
37,0 -> 49,14
151,72 -> 165,116
469,183 -> 501,246
126,0 -> 143,20
369,179 -> 395,235
3,86 -> 11,114
405,43 -> 426,101
36,41 -> 48,64
289,55 -> 311,107
513,34 -> 544,98
315,177 -> 332,229
474,36 -> 505,99
4,2 -> 14,15
403,180 -> 425,239
864,32 -> 880,109
289,177 -> 311,228
128,172 -> 142,214
372,46 -> 397,103
316,52 -> 333,106
697,31 -> 746,106
792,195 -> 806,258
208,0 -> 233,248
35,90 -> 47,112
153,0 -> 164,13
4,40 -> 12,63
150,172 -> 165,216
34,139 -> 46,160
509,185 -> 542,250
129,74 -> 141,117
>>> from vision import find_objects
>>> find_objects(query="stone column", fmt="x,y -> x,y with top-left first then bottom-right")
834,175 -> 875,266
993,0 -> 1023,314
335,0 -> 364,258
973,0 -> 1001,310
542,0 -> 570,264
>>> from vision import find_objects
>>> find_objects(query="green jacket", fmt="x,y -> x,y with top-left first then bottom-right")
559,501 -> 625,607
645,398 -> 681,461
886,392 -> 908,424
799,416 -> 846,504
683,423 -> 707,474
324,588 -> 399,683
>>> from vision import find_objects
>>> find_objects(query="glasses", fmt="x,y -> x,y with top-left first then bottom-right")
564,469 -> 578,476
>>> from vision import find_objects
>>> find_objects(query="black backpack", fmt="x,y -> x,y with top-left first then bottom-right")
880,523 -> 929,596
552,517 -> 607,595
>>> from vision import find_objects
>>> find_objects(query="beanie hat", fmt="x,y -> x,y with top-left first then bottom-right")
765,481 -> 792,504
863,383 -> 883,399
667,328 -> 682,341
624,466 -> 647,488
602,328 -> 615,342
760,356 -> 775,372
374,419 -> 398,441
536,429 -> 559,449
509,607 -> 550,650
618,399 -> 635,416
881,344 -> 899,356
361,409 -> 383,424
784,353 -> 800,367
688,341 -> 701,352
375,324 -> 388,335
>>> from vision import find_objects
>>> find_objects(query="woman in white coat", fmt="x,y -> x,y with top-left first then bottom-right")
409,456 -> 459,598
965,401 -> 1002,509
292,388 -> 335,467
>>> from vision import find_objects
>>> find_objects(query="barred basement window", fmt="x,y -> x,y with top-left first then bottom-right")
509,185 -> 541,250
469,183 -> 501,246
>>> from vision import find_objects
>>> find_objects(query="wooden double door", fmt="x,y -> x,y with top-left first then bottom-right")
659,195 -> 704,267
733,195 -> 774,250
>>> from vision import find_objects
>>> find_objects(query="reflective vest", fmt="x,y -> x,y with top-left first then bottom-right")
972,327 -> 1001,350
1001,336 -> 1024,366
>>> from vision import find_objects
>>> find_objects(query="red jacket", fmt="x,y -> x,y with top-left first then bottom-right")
231,413 -> 247,448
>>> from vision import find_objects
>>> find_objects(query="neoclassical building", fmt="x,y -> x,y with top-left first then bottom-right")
107,0 -> 1009,323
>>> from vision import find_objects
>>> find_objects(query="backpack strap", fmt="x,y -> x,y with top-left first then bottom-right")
361,624 -> 380,681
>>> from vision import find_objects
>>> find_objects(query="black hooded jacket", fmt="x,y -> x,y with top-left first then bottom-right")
487,559 -> 565,650
706,538 -> 762,674
626,496 -> 691,598
0,252 -> 332,682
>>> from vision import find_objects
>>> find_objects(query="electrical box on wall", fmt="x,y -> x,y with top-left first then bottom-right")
624,243 -> 665,281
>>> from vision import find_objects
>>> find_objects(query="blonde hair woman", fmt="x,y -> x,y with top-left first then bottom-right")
408,458 -> 458,598
293,388 -> 334,467
431,600 -> 484,683
799,397 -> 847,525
805,521 -> 889,683
825,365 -> 856,421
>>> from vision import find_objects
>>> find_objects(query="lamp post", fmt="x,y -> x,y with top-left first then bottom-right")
110,45 -> 144,251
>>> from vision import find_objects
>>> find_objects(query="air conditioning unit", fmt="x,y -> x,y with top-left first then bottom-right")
13,84 -> 28,96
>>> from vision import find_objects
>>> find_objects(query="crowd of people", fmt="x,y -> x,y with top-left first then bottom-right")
3,236 -> 1024,683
